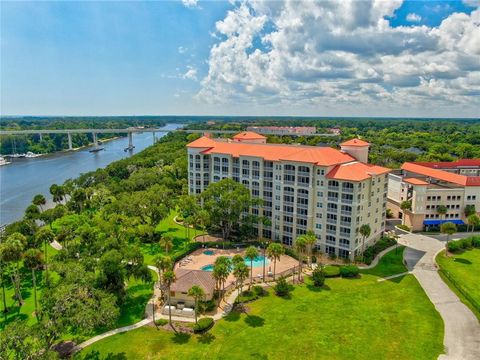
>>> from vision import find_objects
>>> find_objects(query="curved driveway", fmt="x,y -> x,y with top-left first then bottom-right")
398,233 -> 480,360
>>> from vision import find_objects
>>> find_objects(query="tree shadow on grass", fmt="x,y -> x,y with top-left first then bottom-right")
245,315 -> 265,328
454,258 -> 472,265
171,332 -> 191,344
197,332 -> 216,344
223,311 -> 241,322
306,284 -> 331,292
77,350 -> 127,360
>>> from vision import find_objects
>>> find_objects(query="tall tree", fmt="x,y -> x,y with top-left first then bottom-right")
32,194 -> 46,212
233,262 -> 249,299
36,228 -> 55,285
201,179 -> 256,240
294,236 -> 307,281
162,270 -> 176,331
49,184 -> 65,204
245,246 -> 259,289
436,205 -> 447,220
23,248 -> 44,319
24,204 -> 41,220
400,200 -> 412,225
213,256 -> 231,301
0,233 -> 26,307
441,222 -> 457,257
303,230 -> 317,268
196,209 -> 210,242
159,235 -> 173,254
359,224 -> 371,262
266,243 -> 285,281
467,214 -> 480,232
187,285 -> 205,325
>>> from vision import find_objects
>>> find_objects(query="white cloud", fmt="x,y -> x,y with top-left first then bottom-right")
197,0 -> 480,116
183,66 -> 198,80
182,0 -> 198,9
178,46 -> 187,54
406,13 -> 422,22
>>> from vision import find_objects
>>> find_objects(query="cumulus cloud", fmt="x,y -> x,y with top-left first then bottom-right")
406,13 -> 422,22
197,0 -> 480,115
181,0 -> 199,9
183,66 -> 198,80
178,46 -> 187,54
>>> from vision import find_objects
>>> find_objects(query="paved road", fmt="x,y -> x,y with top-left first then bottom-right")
399,233 -> 480,360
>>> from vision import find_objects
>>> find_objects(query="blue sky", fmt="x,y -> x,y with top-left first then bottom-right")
1,1 -> 479,117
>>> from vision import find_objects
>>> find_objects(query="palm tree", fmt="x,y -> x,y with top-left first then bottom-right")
23,249 -> 43,319
436,205 -> 447,220
231,254 -> 244,268
294,236 -> 307,281
162,270 -> 176,331
266,243 -> 285,281
233,263 -> 249,299
467,214 -> 480,232
0,233 -> 26,307
359,224 -> 371,262
32,194 -> 46,212
1,263 -> 9,319
245,246 -> 259,289
304,230 -> 317,268
213,256 -> 231,301
36,228 -> 54,285
188,285 -> 205,325
153,254 -> 172,327
196,209 -> 209,242
441,222 -> 457,257
159,235 -> 173,254
400,200 -> 412,225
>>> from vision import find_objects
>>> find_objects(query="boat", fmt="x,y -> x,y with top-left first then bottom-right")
124,145 -> 135,152
10,153 -> 26,158
89,147 -> 105,153
0,156 -> 11,166
25,151 -> 41,158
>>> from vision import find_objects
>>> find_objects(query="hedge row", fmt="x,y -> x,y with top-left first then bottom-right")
447,236 -> 480,253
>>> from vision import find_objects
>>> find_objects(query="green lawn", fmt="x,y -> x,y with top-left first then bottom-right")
436,248 -> 480,320
77,248 -> 444,360
141,210 -> 204,265
361,246 -> 407,278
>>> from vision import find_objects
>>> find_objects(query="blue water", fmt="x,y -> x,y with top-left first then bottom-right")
203,250 -> 215,256
201,255 -> 269,271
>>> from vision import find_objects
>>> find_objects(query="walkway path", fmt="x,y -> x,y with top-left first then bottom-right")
358,244 -> 400,269
398,233 -> 480,359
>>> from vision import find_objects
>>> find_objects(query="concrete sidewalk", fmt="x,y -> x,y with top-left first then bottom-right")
399,233 -> 480,359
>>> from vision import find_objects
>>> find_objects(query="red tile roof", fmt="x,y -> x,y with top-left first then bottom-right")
326,162 -> 390,181
232,131 -> 267,140
186,136 -> 217,148
404,177 -> 429,186
340,138 -> 370,147
401,162 -> 480,186
195,140 -> 355,166
414,159 -> 480,169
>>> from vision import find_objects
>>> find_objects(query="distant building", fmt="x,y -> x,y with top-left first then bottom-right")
405,147 -> 424,155
328,127 -> 341,135
387,160 -> 480,231
170,269 -> 216,307
187,132 -> 390,260
246,126 -> 317,136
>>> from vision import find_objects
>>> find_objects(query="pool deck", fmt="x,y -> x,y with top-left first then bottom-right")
175,247 -> 297,284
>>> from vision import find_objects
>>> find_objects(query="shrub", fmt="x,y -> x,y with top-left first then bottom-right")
323,265 -> 341,278
447,241 -> 461,253
340,265 -> 359,278
397,224 -> 411,232
472,236 -> 480,248
274,277 -> 290,297
154,318 -> 168,326
311,267 -> 325,287
362,236 -> 397,265
193,317 -> 214,333
252,285 -> 267,297
199,299 -> 216,313
459,237 -> 472,249
311,255 -> 317,264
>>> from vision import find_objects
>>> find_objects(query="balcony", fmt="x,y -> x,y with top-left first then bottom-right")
298,171 -> 310,177
328,197 -> 339,202
340,221 -> 352,227
342,187 -> 354,194
326,239 -> 336,246
326,229 -> 337,235
341,210 -> 352,216
327,218 -> 337,225
328,186 -> 339,191
341,198 -> 353,204
339,232 -> 351,238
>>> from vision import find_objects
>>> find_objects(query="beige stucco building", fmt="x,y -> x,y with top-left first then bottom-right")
187,133 -> 390,260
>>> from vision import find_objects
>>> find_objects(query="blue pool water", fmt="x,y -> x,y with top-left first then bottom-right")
203,250 -> 215,255
201,255 -> 269,272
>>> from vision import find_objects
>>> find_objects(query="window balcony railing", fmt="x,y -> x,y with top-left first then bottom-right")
341,198 -> 353,204
340,221 -> 352,227
298,171 -> 310,177
328,197 -> 339,202
342,187 -> 354,194
328,186 -> 339,191
341,210 -> 352,216
326,240 -> 336,246
339,232 -> 351,238
326,229 -> 337,235
298,182 -> 310,188
327,218 -> 337,225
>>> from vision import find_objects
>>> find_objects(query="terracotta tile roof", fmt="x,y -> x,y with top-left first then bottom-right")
195,139 -> 355,166
340,138 -> 370,147
326,162 -> 390,181
172,269 -> 216,294
404,177 -> 429,186
232,131 -> 267,140
401,162 -> 480,187
186,136 -> 217,148
414,159 -> 480,169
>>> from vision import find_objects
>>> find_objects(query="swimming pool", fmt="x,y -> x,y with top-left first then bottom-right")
201,255 -> 269,272
203,250 -> 215,256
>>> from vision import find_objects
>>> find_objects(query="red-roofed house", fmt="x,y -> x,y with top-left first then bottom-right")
187,132 -> 390,260
387,160 -> 480,231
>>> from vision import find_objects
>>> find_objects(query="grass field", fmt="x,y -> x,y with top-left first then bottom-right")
141,210 -> 204,265
77,248 -> 444,360
436,248 -> 480,320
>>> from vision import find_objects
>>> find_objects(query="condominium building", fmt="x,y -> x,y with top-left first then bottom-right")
246,126 -> 317,136
387,160 -> 480,231
187,133 -> 390,260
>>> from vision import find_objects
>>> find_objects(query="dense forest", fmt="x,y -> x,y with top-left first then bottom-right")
186,118 -> 480,168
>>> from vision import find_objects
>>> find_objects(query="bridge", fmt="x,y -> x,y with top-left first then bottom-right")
0,128 -> 336,151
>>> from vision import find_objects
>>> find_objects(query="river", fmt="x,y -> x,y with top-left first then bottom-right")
0,123 -> 182,226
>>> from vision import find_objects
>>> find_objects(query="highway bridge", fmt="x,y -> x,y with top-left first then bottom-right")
0,128 -> 336,151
